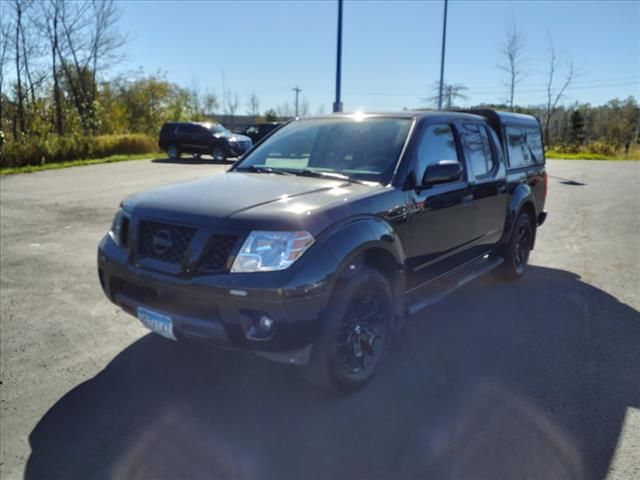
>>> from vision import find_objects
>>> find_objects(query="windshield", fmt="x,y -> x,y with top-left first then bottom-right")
208,124 -> 230,134
235,117 -> 412,183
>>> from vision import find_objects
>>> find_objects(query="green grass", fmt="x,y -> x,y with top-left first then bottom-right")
546,150 -> 639,160
0,153 -> 156,175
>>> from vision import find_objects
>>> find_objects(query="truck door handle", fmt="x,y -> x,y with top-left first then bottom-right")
498,185 -> 507,193
462,194 -> 473,205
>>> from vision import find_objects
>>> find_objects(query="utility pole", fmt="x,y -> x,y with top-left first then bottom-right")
292,86 -> 302,117
437,0 -> 448,110
333,0 -> 343,113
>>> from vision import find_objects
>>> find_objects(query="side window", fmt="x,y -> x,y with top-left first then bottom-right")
415,124 -> 459,181
506,126 -> 541,167
461,123 -> 494,176
525,127 -> 544,164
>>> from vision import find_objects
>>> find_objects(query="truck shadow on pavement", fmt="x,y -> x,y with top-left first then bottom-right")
25,266 -> 640,480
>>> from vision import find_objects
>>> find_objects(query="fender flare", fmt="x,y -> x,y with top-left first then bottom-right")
315,216 -> 407,320
501,183 -> 538,246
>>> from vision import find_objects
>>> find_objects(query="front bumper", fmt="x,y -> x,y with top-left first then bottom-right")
97,234 -> 329,365
228,141 -> 252,156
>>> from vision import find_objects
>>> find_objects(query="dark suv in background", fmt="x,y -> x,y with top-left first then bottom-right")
158,121 -> 253,161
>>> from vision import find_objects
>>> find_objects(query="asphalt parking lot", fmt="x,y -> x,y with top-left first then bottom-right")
1,158 -> 639,479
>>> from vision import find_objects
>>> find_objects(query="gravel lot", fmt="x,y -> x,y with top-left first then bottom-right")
1,158 -> 639,479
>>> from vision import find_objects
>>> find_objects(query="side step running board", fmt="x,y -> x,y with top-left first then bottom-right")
407,256 -> 504,316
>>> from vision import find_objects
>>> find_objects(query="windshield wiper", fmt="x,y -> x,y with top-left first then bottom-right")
288,168 -> 367,185
237,165 -> 293,175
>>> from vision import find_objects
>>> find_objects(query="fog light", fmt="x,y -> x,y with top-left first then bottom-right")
259,316 -> 274,332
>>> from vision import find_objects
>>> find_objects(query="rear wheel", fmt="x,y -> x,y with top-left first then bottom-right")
305,268 -> 393,393
166,144 -> 180,159
499,212 -> 533,281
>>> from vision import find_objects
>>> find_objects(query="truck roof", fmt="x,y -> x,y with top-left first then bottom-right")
463,109 -> 541,127
317,110 -> 488,122
317,109 -> 540,126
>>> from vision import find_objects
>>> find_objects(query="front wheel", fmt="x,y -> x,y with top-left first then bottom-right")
498,212 -> 533,281
210,145 -> 227,162
304,267 -> 394,393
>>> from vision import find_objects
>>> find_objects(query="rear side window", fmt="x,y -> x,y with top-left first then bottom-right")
461,123 -> 495,177
525,128 -> 544,164
415,124 -> 459,180
506,126 -> 544,167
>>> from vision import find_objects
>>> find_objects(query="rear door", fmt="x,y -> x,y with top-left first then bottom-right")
404,122 -> 477,290
458,122 -> 508,254
175,124 -> 194,153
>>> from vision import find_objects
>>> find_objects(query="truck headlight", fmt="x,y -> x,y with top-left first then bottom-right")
231,231 -> 314,273
109,209 -> 129,247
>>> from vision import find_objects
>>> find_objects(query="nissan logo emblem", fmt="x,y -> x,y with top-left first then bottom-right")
152,230 -> 173,255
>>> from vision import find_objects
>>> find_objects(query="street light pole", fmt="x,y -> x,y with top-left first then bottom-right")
333,0 -> 343,113
437,0 -> 448,110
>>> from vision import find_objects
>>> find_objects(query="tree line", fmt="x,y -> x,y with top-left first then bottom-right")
0,1 -> 637,167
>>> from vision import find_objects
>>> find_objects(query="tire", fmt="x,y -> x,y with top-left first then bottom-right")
210,145 -> 227,162
498,212 -> 533,281
166,144 -> 180,159
304,267 -> 394,393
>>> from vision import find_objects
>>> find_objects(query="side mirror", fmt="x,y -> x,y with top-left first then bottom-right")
422,160 -> 463,187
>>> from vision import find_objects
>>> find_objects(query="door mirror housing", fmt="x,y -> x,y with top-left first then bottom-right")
422,160 -> 463,187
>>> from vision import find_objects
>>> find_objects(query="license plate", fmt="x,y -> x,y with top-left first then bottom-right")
137,307 -> 176,341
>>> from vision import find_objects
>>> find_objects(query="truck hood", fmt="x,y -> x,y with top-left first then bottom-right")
122,171 -> 381,232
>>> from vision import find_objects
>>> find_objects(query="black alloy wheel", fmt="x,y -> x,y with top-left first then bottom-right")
336,285 -> 389,375
211,145 -> 226,162
166,144 -> 180,159
499,212 -> 533,280
305,267 -> 393,392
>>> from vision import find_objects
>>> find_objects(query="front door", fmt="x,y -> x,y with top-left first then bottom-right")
404,123 -> 476,290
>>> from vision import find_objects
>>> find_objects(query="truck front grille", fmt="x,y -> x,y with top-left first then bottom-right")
138,220 -> 196,264
198,235 -> 238,273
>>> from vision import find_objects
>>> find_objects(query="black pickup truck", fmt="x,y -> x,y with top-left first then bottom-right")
98,110 -> 547,392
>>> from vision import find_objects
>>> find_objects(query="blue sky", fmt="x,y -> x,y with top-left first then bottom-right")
118,0 -> 639,113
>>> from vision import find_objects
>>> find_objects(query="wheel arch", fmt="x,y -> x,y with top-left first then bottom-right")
501,183 -> 538,249
318,217 -> 407,325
